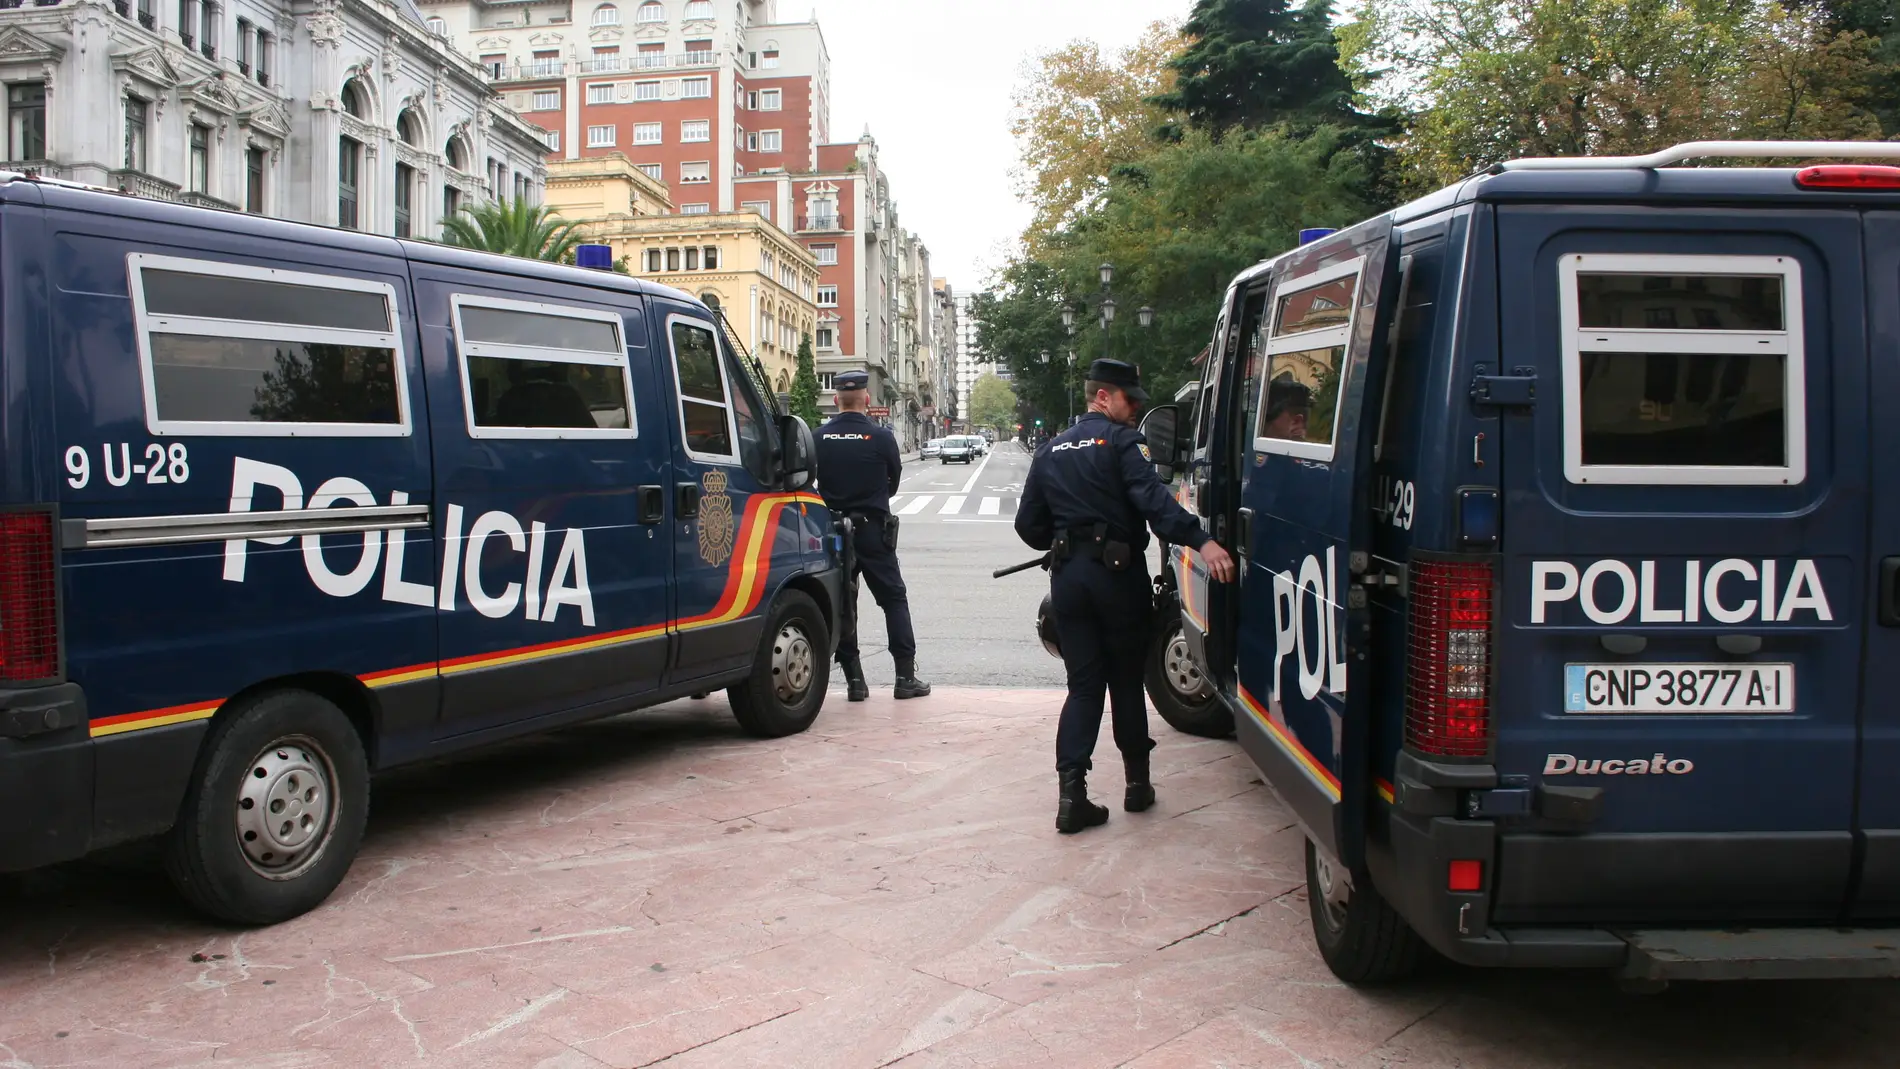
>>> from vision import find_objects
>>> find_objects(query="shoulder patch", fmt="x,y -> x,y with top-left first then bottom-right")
1138,443 -> 1152,462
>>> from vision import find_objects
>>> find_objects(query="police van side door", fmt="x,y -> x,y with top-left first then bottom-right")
1854,210 -> 1900,921
655,301 -> 789,684
1229,219 -> 1399,871
412,267 -> 672,738
1176,291 -> 1247,689
1492,207 -> 1863,923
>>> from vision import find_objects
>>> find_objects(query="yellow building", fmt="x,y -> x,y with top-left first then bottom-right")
543,156 -> 819,393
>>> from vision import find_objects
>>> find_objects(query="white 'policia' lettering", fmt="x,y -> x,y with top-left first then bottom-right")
222,457 -> 596,626
1529,558 -> 1832,625
1270,546 -> 1347,704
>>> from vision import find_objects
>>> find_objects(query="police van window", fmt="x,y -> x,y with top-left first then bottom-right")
669,318 -> 738,460
1255,257 -> 1364,460
451,296 -> 635,439
1559,254 -> 1804,485
723,341 -> 773,482
1234,290 -> 1270,455
128,254 -> 409,437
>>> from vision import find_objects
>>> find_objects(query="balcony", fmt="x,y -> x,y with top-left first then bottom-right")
179,190 -> 238,212
798,214 -> 845,233
108,168 -> 182,203
487,60 -> 567,82
1,160 -> 67,180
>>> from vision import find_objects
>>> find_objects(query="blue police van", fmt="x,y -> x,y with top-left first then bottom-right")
1140,141 -> 1900,983
0,172 -> 842,924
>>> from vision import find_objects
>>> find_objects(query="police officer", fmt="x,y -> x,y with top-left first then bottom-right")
814,370 -> 932,702
1016,359 -> 1236,833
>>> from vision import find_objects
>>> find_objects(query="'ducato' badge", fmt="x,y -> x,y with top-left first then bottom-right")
698,469 -> 735,567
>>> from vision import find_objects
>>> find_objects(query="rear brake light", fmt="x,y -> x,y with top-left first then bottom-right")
0,511 -> 59,682
1448,859 -> 1483,893
1794,165 -> 1900,190
1405,558 -> 1494,759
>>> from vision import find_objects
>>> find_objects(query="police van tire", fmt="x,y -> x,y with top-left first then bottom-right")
729,591 -> 830,738
1145,624 -> 1231,738
162,690 -> 370,926
1305,838 -> 1422,984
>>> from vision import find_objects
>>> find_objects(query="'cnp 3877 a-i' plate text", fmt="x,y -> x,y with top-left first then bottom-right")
1564,663 -> 1794,714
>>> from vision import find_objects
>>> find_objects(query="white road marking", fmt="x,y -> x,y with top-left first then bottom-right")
957,451 -> 995,495
943,517 -> 1017,524
940,496 -> 966,515
896,496 -> 934,516
979,497 -> 1001,516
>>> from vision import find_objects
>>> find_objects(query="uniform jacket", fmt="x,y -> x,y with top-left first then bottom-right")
1016,412 -> 1211,554
814,410 -> 902,515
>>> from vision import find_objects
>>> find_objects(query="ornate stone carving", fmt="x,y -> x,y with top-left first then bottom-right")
0,26 -> 64,64
382,33 -> 401,82
305,13 -> 345,46
339,112 -> 377,142
527,32 -> 563,46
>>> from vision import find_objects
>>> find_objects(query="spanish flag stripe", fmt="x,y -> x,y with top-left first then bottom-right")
90,494 -> 826,739
1236,684 -> 1343,800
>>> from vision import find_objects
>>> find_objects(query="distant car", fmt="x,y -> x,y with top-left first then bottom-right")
963,434 -> 988,457
922,438 -> 945,459
981,429 -> 996,443
940,437 -> 977,464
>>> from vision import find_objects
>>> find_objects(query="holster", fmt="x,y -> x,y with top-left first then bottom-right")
882,514 -> 900,550
1053,524 -> 1134,572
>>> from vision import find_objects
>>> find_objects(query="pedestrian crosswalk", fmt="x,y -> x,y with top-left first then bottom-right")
889,493 -> 1019,520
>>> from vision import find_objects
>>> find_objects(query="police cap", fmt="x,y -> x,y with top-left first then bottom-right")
1265,378 -> 1314,418
1085,359 -> 1148,404
834,370 -> 870,391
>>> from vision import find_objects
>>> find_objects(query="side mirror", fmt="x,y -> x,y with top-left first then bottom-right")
1138,404 -> 1181,477
778,413 -> 817,490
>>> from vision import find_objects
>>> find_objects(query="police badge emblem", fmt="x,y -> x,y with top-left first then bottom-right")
697,469 -> 735,567
1138,443 -> 1153,462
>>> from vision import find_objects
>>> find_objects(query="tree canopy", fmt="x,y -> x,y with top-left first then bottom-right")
969,373 -> 1020,432
789,334 -> 823,427
1153,0 -> 1366,137
440,199 -> 587,262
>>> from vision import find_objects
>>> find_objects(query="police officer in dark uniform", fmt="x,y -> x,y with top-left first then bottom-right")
1016,359 -> 1236,833
814,370 -> 932,702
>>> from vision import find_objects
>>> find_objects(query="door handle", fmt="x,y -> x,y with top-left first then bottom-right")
677,483 -> 700,519
1881,557 -> 1900,627
638,485 -> 665,525
1236,507 -> 1254,558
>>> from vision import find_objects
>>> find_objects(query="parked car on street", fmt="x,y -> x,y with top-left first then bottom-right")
963,435 -> 988,457
922,438 -> 945,459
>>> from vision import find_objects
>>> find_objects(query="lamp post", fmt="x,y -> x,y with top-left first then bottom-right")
1061,263 -> 1157,423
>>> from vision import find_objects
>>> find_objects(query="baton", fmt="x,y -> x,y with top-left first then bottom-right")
992,553 -> 1051,579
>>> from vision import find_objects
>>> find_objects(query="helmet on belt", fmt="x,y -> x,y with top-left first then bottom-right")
1037,594 -> 1061,658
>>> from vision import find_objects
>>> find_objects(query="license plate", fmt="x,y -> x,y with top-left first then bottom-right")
1563,663 -> 1794,714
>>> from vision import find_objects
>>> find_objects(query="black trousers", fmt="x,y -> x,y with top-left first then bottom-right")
835,518 -> 918,663
1052,556 -> 1155,774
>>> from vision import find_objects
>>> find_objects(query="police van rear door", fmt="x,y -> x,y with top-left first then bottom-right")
1493,204 -> 1865,923
1854,209 -> 1900,922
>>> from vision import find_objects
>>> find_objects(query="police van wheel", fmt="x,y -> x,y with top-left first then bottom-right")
1145,624 -> 1231,738
1305,838 -> 1422,984
162,690 -> 370,926
729,591 -> 830,738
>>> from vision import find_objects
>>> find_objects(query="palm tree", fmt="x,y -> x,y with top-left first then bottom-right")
439,198 -> 587,262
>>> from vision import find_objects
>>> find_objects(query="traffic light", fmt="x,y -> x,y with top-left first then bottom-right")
1034,418 -> 1043,427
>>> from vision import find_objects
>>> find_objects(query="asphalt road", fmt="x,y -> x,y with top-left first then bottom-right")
838,440 -> 1068,690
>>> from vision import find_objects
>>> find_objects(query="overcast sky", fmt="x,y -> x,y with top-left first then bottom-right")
792,0 -> 1194,297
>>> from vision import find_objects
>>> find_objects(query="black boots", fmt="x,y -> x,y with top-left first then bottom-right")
894,657 -> 932,699
1056,769 -> 1110,834
1123,753 -> 1156,813
840,656 -> 868,702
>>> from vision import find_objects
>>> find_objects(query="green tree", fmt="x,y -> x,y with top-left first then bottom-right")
1154,0 -> 1367,137
789,333 -> 823,426
440,199 -> 587,262
969,373 -> 1020,431
1803,0 -> 1900,133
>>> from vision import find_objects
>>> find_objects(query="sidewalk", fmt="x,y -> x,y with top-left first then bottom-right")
4,690 -> 1897,1067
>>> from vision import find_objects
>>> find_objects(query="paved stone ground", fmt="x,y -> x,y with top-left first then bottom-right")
4,688 -> 1900,1068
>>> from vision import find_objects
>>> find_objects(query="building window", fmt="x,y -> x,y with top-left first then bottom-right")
337,136 -> 361,228
340,79 -> 366,118
256,30 -> 272,86
123,96 -> 148,171
633,122 -> 662,145
592,3 -> 618,24
811,243 -> 837,266
762,49 -> 779,69
667,247 -> 680,271
682,77 -> 711,99
245,146 -> 264,213
532,90 -> 560,110
634,80 -> 661,101
200,0 -> 218,59
681,119 -> 709,142
759,129 -> 781,153
680,203 -> 710,214
587,125 -> 616,147
444,185 -> 462,220
135,0 -> 154,29
684,0 -> 711,18
679,161 -> 709,183
237,17 -> 252,73
7,83 -> 44,161
543,129 -> 560,151
188,122 -> 209,193
393,162 -> 414,237
481,54 -> 506,79
684,38 -> 713,57
817,284 -> 837,306
178,0 -> 193,47
636,162 -> 662,180
686,248 -> 699,270
445,134 -> 469,171
645,248 -> 662,272
741,200 -> 771,221
758,89 -> 781,110
586,83 -> 614,105
816,327 -> 835,349
426,16 -> 446,34
703,246 -> 719,269
530,50 -> 560,77
635,0 -> 663,22
397,109 -> 422,146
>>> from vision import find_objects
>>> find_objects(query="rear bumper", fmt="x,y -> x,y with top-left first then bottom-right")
0,682 -> 93,872
1378,805 -> 1900,978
